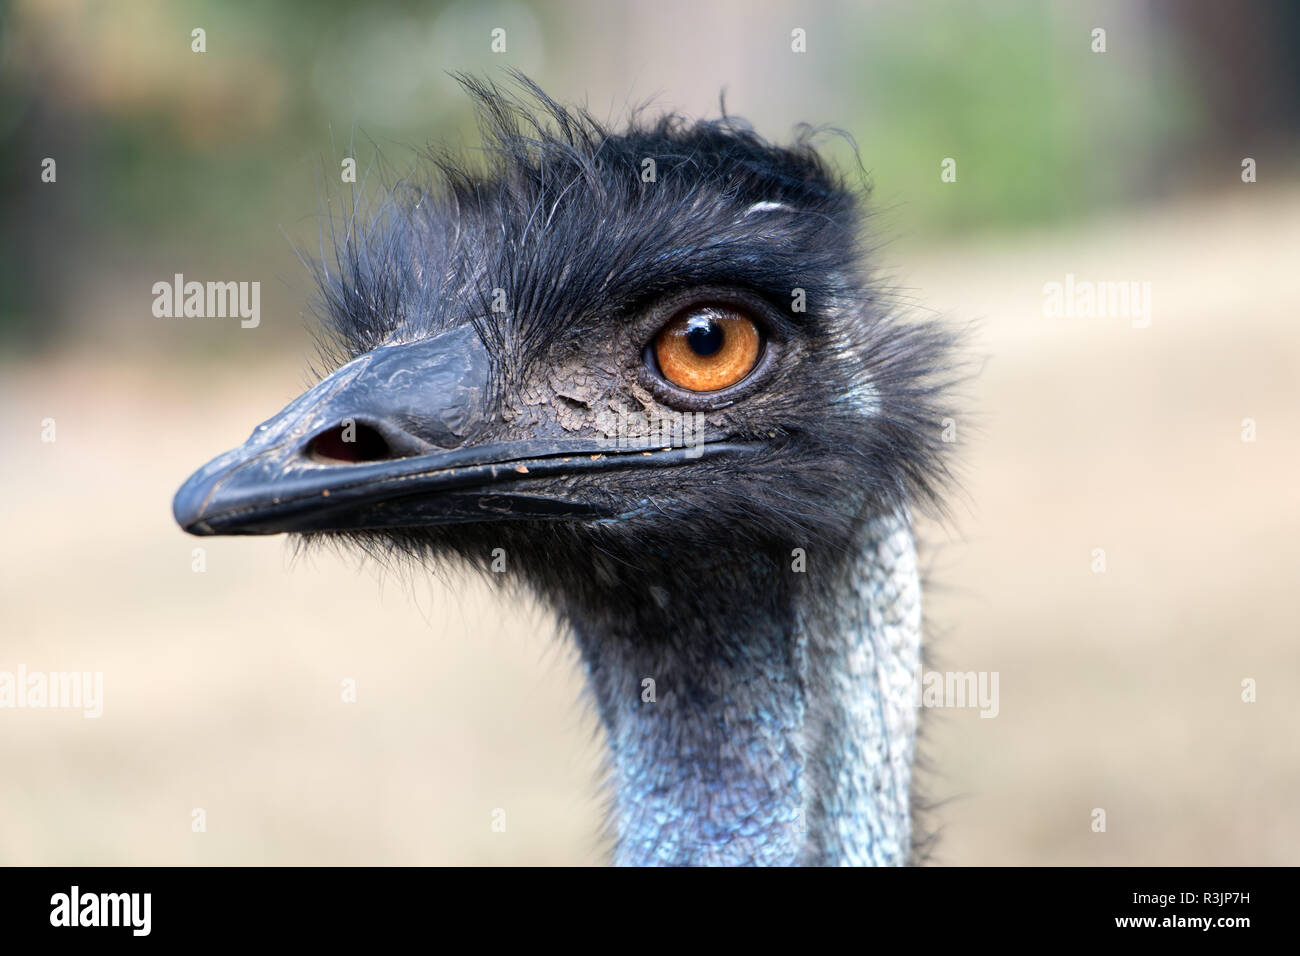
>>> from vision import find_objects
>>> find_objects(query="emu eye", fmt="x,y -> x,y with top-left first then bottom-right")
652,307 -> 761,392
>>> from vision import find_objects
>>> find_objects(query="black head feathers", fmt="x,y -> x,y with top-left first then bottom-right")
303,75 -> 955,564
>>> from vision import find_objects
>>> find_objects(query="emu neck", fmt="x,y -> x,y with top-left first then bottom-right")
566,512 -> 922,866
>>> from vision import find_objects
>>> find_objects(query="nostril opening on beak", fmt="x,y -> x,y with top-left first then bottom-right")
307,423 -> 394,464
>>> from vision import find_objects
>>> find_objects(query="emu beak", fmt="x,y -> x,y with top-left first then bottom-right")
174,326 -> 743,536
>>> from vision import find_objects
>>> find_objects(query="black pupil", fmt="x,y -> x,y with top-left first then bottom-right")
685,316 -> 724,357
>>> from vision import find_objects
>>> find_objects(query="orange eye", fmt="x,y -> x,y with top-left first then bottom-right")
653,307 -> 761,392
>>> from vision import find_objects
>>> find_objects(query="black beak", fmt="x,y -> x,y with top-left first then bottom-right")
174,326 -> 748,536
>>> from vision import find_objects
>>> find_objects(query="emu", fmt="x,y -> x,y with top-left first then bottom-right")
174,77 -> 955,866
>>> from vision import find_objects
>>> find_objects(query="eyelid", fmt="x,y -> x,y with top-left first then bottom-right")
634,286 -> 792,348
635,291 -> 785,410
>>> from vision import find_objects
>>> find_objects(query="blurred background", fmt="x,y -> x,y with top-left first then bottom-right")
1,0 -> 1297,864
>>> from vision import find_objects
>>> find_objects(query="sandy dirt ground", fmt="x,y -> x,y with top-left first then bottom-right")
1,187 -> 1296,865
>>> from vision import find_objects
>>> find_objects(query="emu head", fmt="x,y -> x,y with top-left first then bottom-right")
175,77 -> 950,633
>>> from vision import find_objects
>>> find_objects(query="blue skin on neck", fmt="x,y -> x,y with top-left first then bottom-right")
575,611 -> 808,866
567,513 -> 920,866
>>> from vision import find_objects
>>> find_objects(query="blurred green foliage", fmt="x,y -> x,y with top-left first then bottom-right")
838,2 -> 1204,232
